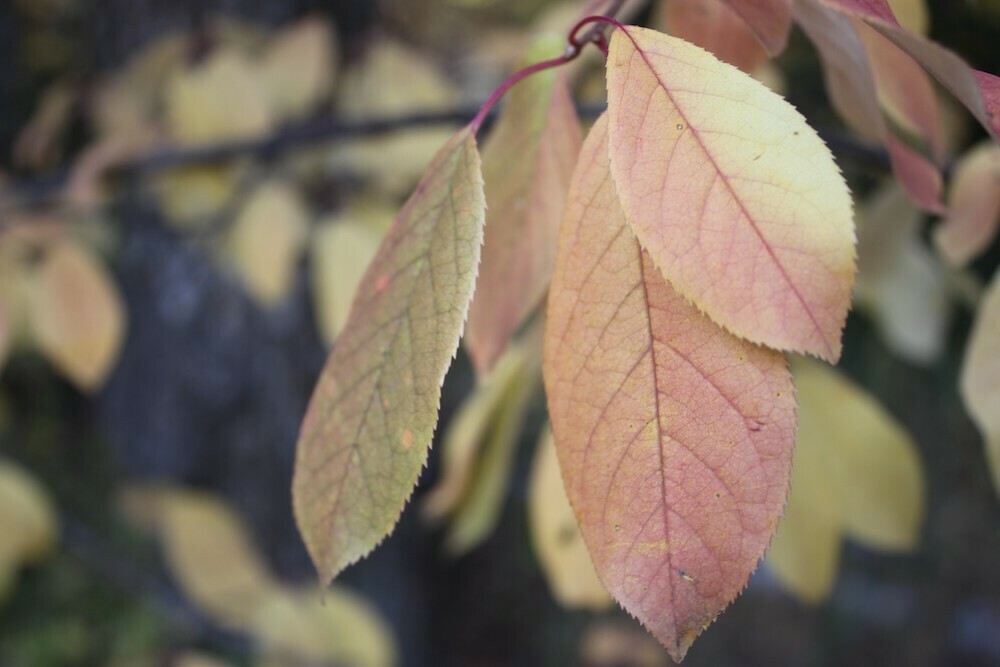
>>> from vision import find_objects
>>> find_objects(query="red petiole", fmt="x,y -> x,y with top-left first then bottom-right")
468,13 -> 622,134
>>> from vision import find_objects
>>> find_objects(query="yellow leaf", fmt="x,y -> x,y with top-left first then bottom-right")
26,240 -> 125,391
961,271 -> 1000,494
796,360 -> 924,552
528,427 -> 610,611
166,49 -> 273,145
935,141 -> 1000,268
333,37 -> 459,195
768,360 -> 925,603
442,336 -> 540,555
310,200 -> 393,345
605,25 -> 857,362
887,0 -> 929,34
260,17 -> 338,120
156,165 -> 243,230
253,587 -> 397,667
0,460 -> 58,600
225,180 -> 310,306
765,425 -> 843,604
130,488 -> 283,630
422,337 -> 536,522
855,183 -> 951,365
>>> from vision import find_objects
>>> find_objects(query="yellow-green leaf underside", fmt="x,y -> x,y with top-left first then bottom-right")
293,127 -> 485,582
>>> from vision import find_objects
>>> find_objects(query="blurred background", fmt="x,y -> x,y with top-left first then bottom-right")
0,0 -> 999,665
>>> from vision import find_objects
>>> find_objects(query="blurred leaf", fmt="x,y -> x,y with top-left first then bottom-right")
260,17 -> 337,121
26,240 -> 125,391
855,19 -> 945,160
310,199 -> 394,346
123,487 -> 397,666
166,48 -> 273,145
961,271 -> 1000,494
293,126 -> 485,584
767,360 -> 925,602
423,336 -> 536,522
660,0 -> 770,73
934,141 -> 1000,267
887,0 -> 929,34
578,621 -> 670,667
855,182 -> 952,365
442,335 -> 540,555
253,587 -> 397,667
0,460 -> 58,601
156,166 -> 243,229
528,426 -> 610,610
224,180 -> 310,306
333,36 -> 459,195
124,488 -> 282,630
465,35 -> 581,377
173,653 -> 236,667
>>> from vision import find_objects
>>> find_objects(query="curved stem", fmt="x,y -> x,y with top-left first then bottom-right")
468,6 -> 624,135
469,54 -> 576,133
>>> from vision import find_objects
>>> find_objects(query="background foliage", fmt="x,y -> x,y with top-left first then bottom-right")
0,0 -> 999,665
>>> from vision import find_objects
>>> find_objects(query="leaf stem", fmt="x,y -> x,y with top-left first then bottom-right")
468,4 -> 624,135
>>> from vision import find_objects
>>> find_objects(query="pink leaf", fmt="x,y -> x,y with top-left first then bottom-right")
544,114 -> 796,661
717,0 -> 793,55
661,0 -> 769,73
605,25 -> 857,361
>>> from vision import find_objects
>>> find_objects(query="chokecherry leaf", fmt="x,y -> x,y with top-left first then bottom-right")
465,35 -> 582,378
605,24 -> 857,361
293,126 -> 485,583
544,114 -> 796,661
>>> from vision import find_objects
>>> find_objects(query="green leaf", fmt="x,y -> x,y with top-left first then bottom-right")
293,126 -> 485,583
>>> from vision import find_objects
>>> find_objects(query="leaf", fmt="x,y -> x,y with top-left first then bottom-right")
661,0 -> 770,73
126,487 -> 282,629
934,141 -> 1000,267
854,183 -> 951,365
762,417 -> 842,603
124,487 -> 398,667
333,37 -> 458,196
605,24 -> 856,362
224,180 -> 310,306
854,19 -> 944,159
310,200 -> 394,346
464,35 -> 582,378
544,115 -> 796,661
26,240 -> 125,391
441,336 -> 539,555
961,271 -> 1000,494
767,360 -> 924,602
819,0 -> 1000,140
165,49 -> 273,145
528,426 -> 611,611
156,165 -> 243,229
793,0 -> 945,213
717,0 -> 793,56
422,336 -> 536,522
579,621 -> 671,667
0,460 -> 58,600
259,17 -> 338,121
293,126 -> 485,583
253,587 -> 397,667
886,0 -> 928,34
